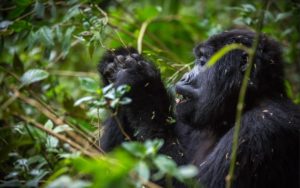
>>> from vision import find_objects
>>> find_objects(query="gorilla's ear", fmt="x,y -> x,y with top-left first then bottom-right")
240,51 -> 249,72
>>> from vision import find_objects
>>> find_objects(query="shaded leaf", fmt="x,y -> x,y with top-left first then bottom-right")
13,53 -> 24,75
79,77 -> 98,93
34,0 -> 45,19
38,27 -> 54,47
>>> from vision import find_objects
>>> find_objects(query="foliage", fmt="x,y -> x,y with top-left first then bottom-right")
0,0 -> 299,187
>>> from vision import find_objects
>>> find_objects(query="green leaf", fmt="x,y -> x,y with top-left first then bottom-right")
20,69 -> 49,86
44,120 -> 54,130
103,84 -> 114,94
88,44 -> 95,58
79,77 -> 98,92
135,161 -> 150,181
38,27 -> 54,47
15,0 -> 33,6
63,5 -> 80,22
154,155 -> 177,175
47,175 -> 90,188
0,21 -> 13,30
74,96 -> 94,106
145,139 -> 164,155
55,26 -> 63,41
284,80 -> 293,99
34,0 -> 45,19
10,20 -> 31,32
49,0 -> 57,18
175,165 -> 198,180
242,4 -> 256,12
46,136 -> 58,148
62,26 -> 75,56
53,124 -> 73,133
119,97 -> 132,105
122,142 -> 147,158
110,98 -> 120,108
116,85 -> 131,96
275,12 -> 292,22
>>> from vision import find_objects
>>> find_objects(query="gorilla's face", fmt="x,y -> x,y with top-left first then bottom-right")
175,44 -> 216,127
175,29 -> 284,130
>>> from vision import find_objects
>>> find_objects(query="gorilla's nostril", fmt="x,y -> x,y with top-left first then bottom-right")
200,60 -> 206,66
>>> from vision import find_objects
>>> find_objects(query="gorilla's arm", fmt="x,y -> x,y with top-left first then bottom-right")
98,48 -> 185,163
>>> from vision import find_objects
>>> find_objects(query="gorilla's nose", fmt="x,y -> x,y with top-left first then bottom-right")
178,72 -> 194,85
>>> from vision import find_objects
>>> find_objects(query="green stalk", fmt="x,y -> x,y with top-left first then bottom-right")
225,1 -> 270,188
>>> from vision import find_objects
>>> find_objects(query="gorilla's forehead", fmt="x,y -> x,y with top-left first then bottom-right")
206,29 -> 255,49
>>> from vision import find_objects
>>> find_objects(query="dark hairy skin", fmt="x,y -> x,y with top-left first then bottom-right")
97,29 -> 300,188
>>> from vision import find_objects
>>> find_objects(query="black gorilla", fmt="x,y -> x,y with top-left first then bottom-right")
98,29 -> 300,188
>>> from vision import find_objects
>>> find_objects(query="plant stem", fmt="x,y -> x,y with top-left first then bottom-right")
225,1 -> 270,188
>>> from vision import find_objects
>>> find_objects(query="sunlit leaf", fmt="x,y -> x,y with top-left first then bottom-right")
47,175 -> 90,188
53,124 -> 73,133
44,120 -> 54,130
74,96 -> 94,106
135,161 -> 150,182
154,155 -> 177,174
0,20 -> 13,30
122,142 -> 147,158
20,69 -> 49,86
175,165 -> 198,180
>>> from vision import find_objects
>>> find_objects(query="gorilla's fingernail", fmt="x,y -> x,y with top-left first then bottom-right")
115,55 -> 125,63
125,56 -> 136,63
131,53 -> 139,58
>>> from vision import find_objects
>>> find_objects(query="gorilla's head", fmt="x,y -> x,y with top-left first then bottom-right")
175,29 -> 285,131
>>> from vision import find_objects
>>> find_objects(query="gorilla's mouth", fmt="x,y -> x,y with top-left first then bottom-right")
175,93 -> 191,104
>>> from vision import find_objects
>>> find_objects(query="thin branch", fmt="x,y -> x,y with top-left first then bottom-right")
15,113 -> 96,157
0,5 -> 16,11
0,66 -> 101,153
49,70 -> 98,78
13,89 -> 104,154
111,110 -> 131,141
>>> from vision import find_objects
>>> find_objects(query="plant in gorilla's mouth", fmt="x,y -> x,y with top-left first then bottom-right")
175,93 -> 191,104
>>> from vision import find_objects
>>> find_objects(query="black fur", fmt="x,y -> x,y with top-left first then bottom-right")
98,29 -> 300,188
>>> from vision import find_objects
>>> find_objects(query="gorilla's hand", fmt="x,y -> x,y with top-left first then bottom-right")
98,47 -> 171,130
98,47 -> 158,87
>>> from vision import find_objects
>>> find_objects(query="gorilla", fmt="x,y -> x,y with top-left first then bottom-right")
98,29 -> 300,188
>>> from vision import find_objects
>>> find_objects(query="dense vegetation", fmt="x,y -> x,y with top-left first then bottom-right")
0,0 -> 299,187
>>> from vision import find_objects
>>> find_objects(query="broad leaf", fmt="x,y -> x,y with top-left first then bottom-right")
20,69 -> 49,86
